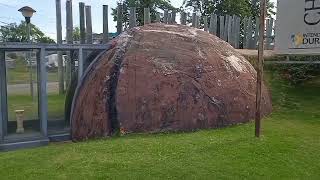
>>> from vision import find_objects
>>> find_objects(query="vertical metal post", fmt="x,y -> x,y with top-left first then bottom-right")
171,10 -> 176,24
155,13 -> 161,23
247,17 -> 253,49
39,48 -> 48,136
231,15 -> 237,47
117,3 -> 123,34
56,0 -> 64,94
266,18 -> 274,50
181,12 -> 187,25
144,8 -> 151,25
78,48 -> 83,83
103,5 -> 109,43
66,0 -> 73,88
203,16 -> 208,32
209,14 -> 217,35
219,16 -> 225,39
243,17 -> 249,49
254,17 -> 260,49
235,16 -> 241,49
192,13 -> 196,27
85,6 -> 93,44
0,50 -> 7,140
227,15 -> 232,43
66,0 -> 73,44
164,10 -> 169,24
256,0 -> 266,138
196,15 -> 200,28
129,7 -> 137,28
224,15 -> 229,41
79,2 -> 86,44
168,13 -> 172,24
26,22 -> 34,100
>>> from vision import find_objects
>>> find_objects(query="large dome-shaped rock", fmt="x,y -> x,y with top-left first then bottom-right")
71,23 -> 272,141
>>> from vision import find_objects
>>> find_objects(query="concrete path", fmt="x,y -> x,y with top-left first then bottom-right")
7,82 -> 61,95
236,49 -> 276,58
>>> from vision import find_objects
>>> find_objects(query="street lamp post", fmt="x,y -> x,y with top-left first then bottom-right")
18,6 -> 36,100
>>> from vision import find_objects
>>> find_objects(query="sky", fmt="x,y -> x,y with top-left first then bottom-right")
0,0 -> 276,41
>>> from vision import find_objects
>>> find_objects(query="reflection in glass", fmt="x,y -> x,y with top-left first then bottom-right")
6,51 -> 39,136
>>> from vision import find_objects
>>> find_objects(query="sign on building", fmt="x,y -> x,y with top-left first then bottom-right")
275,0 -> 320,55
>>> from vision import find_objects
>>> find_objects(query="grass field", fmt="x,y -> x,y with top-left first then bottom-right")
7,57 -> 61,85
0,70 -> 319,179
7,94 -> 65,121
6,57 -> 66,121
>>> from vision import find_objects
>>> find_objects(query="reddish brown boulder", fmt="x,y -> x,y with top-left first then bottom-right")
71,23 -> 272,141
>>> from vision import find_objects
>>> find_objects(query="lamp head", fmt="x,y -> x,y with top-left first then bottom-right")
18,6 -> 36,23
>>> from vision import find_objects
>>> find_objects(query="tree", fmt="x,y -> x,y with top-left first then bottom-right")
112,0 -> 176,29
0,21 -> 55,43
182,0 -> 275,18
73,27 -> 81,42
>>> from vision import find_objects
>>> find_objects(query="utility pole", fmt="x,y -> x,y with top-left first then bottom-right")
255,0 -> 266,138
56,0 -> 64,94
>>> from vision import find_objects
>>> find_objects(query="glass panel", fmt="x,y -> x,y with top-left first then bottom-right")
6,51 -> 39,136
47,51 -> 69,134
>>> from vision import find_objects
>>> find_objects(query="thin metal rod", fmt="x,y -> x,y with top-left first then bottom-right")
78,48 -> 83,83
255,0 -> 266,138
26,22 -> 34,100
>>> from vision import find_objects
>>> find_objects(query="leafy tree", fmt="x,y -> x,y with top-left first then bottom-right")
73,27 -> 81,41
182,0 -> 275,18
0,21 -> 55,43
112,0 -> 176,29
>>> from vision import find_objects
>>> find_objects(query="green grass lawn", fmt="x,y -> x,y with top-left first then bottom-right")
7,57 -> 62,85
7,94 -> 65,121
0,71 -> 319,179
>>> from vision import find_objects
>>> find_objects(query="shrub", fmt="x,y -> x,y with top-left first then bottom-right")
265,56 -> 320,85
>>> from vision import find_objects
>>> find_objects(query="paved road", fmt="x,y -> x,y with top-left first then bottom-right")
7,82 -> 61,95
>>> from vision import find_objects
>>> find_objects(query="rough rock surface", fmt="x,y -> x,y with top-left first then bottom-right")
71,23 -> 272,141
